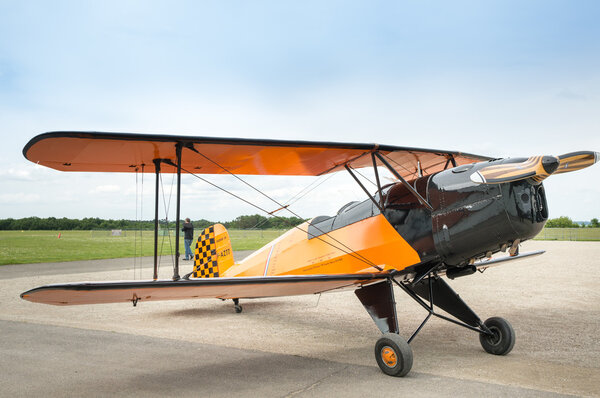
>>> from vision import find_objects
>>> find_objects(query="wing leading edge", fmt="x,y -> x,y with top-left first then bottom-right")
20,273 -> 391,306
23,131 -> 490,179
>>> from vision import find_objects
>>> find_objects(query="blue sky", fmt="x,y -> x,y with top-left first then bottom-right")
1,1 -> 599,221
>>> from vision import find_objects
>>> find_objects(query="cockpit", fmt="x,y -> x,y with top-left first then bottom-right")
307,177 -> 430,240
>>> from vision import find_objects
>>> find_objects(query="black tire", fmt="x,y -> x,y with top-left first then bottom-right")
479,317 -> 515,355
233,298 -> 242,313
374,333 -> 413,377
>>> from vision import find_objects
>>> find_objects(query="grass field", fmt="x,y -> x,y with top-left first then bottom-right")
0,230 -> 284,265
534,228 -> 600,241
2,227 -> 598,266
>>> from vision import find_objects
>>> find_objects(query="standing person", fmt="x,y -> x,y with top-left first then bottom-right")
182,218 -> 194,260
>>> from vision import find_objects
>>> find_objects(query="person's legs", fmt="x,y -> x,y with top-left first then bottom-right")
184,238 -> 192,260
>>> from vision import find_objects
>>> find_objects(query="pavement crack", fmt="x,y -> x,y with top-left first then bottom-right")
283,365 -> 349,397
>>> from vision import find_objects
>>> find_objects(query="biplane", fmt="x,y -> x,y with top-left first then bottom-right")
20,131 -> 599,377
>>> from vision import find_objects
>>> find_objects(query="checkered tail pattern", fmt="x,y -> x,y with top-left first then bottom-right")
192,225 -> 219,278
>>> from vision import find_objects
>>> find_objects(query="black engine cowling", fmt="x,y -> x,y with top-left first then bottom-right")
381,161 -> 548,267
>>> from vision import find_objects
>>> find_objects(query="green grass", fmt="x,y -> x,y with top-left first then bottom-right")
4,227 -> 596,266
534,228 -> 600,241
0,229 -> 284,265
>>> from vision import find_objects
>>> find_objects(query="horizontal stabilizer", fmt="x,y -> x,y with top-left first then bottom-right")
20,273 -> 390,306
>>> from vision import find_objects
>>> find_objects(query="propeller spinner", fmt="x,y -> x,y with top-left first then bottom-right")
470,151 -> 599,184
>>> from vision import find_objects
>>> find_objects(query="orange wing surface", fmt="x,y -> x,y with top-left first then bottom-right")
23,131 -> 490,178
20,273 -> 390,306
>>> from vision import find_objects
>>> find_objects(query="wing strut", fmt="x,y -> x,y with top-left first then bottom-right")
151,143 -> 185,282
371,153 -> 384,209
344,165 -> 383,212
443,155 -> 457,170
374,152 -> 433,211
152,159 -> 161,281
173,143 -> 183,280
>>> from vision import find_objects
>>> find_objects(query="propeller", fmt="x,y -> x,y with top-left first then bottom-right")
470,151 -> 599,185
554,151 -> 600,174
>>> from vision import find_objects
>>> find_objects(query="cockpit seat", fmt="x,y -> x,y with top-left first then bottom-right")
307,198 -> 379,239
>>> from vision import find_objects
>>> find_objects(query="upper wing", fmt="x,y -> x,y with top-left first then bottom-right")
20,273 -> 390,306
23,131 -> 490,178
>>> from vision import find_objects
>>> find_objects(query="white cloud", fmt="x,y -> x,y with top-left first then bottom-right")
0,192 -> 40,204
0,163 -> 58,182
90,185 -> 121,194
0,168 -> 33,181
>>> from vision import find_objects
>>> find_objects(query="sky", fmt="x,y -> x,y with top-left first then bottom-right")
1,0 -> 599,222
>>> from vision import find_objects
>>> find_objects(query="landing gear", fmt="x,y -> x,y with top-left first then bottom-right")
375,333 -> 413,377
355,273 -> 516,377
233,298 -> 243,313
479,317 -> 515,355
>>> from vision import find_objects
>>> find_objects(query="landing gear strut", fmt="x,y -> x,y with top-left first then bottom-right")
233,298 -> 243,313
355,273 -> 515,377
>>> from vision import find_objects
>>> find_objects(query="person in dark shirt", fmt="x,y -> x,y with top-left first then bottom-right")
182,218 -> 194,260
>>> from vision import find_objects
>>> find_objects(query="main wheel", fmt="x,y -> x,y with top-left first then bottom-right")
479,317 -> 515,355
374,333 -> 413,377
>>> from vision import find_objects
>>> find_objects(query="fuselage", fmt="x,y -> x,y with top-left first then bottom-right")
222,159 -> 549,278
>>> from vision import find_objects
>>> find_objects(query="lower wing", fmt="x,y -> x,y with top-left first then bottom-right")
20,273 -> 390,306
20,251 -> 544,306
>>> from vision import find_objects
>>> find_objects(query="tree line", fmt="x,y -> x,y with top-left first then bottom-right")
0,215 -> 305,231
545,216 -> 599,228
0,215 -> 596,231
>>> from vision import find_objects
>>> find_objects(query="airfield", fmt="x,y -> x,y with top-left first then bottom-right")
1,240 -> 599,397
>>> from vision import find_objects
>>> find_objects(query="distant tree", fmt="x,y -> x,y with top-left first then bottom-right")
0,218 -> 14,230
545,216 -> 580,228
192,219 -> 213,229
0,215 -> 306,231
590,218 -> 600,228
268,216 -> 305,229
227,214 -> 268,229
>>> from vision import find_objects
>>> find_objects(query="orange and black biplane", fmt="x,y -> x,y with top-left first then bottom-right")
20,131 -> 599,376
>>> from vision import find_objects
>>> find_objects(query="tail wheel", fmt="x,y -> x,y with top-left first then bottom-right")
374,333 -> 413,377
479,317 -> 515,355
233,298 -> 242,313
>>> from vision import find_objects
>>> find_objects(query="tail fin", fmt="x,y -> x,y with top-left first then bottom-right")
190,224 -> 234,278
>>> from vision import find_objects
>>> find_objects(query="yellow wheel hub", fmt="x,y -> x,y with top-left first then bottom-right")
381,346 -> 397,367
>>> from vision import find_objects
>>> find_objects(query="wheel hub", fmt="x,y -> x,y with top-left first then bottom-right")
485,326 -> 501,346
381,346 -> 397,368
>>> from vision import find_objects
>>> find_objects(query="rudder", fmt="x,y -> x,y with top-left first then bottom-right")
190,224 -> 234,278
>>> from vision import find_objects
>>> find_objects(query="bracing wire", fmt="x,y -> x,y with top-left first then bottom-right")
180,164 -> 381,271
381,153 -> 418,180
353,168 -> 378,188
184,148 -> 379,268
286,173 -> 337,207
158,172 -> 176,276
249,172 -> 336,230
